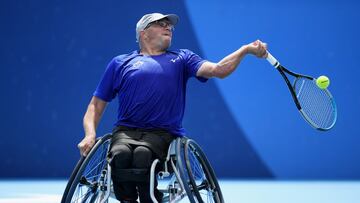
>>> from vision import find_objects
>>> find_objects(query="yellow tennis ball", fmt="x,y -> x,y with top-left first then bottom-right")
316,75 -> 330,89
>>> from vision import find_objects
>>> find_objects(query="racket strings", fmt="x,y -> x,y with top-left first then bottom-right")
294,78 -> 336,129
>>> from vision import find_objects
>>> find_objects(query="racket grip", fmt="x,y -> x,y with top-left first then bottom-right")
266,52 -> 279,67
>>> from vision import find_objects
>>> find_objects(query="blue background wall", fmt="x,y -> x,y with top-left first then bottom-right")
1,0 -> 359,179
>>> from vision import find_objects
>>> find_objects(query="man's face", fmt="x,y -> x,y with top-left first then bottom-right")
141,19 -> 174,49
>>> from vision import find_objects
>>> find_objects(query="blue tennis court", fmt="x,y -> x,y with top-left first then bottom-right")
0,180 -> 359,203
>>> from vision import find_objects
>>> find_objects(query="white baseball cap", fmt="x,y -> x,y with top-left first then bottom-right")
136,13 -> 179,41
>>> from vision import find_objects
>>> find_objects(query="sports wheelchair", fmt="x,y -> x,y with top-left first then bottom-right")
61,133 -> 224,203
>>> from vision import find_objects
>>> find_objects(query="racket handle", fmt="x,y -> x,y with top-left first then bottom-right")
266,52 -> 280,68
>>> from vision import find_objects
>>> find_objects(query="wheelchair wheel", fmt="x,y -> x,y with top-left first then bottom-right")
61,133 -> 112,203
176,138 -> 224,203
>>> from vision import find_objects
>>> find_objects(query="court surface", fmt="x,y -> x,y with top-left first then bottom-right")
0,180 -> 359,203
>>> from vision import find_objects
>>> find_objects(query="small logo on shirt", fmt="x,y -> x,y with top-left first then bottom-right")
170,56 -> 181,63
133,61 -> 144,68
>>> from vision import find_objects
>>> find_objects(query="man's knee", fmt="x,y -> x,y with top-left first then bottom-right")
132,146 -> 153,168
110,145 -> 154,182
110,144 -> 132,168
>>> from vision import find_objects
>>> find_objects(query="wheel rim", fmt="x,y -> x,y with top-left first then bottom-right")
68,138 -> 111,203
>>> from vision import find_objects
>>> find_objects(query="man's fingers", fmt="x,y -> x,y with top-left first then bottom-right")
82,148 -> 90,157
249,40 -> 268,58
78,141 -> 89,157
259,42 -> 267,58
263,43 -> 268,49
79,145 -> 90,157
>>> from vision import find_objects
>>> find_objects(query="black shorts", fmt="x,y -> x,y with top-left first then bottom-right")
108,126 -> 176,162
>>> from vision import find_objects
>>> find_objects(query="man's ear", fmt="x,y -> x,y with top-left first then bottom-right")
140,30 -> 147,41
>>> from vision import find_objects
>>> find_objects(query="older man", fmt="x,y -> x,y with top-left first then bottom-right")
78,13 -> 267,203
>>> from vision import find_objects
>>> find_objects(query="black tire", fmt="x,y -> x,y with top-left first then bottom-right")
61,133 -> 112,203
177,138 -> 224,203
61,156 -> 86,203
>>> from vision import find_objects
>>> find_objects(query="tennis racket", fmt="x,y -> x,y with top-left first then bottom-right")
266,52 -> 337,131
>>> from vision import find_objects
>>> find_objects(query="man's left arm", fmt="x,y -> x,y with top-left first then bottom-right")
197,40 -> 267,79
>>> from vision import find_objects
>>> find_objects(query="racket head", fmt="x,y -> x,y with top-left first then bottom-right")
293,76 -> 337,130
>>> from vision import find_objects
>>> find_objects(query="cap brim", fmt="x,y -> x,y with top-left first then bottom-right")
163,14 -> 179,25
146,13 -> 179,26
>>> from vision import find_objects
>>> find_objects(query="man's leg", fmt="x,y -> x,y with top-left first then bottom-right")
110,144 -> 138,202
132,146 -> 163,203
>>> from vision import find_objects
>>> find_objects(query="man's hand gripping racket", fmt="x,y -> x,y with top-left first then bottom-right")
266,52 -> 337,130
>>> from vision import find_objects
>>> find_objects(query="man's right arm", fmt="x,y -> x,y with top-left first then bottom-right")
196,40 -> 267,79
78,96 -> 107,156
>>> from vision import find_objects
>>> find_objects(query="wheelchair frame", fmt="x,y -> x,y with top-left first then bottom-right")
61,133 -> 224,203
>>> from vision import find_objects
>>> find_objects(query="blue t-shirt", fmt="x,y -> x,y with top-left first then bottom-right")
93,49 -> 207,136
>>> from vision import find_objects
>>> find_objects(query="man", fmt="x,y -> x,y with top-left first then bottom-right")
78,13 -> 267,203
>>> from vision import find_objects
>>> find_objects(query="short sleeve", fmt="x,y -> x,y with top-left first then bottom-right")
181,49 -> 208,82
93,57 -> 119,102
